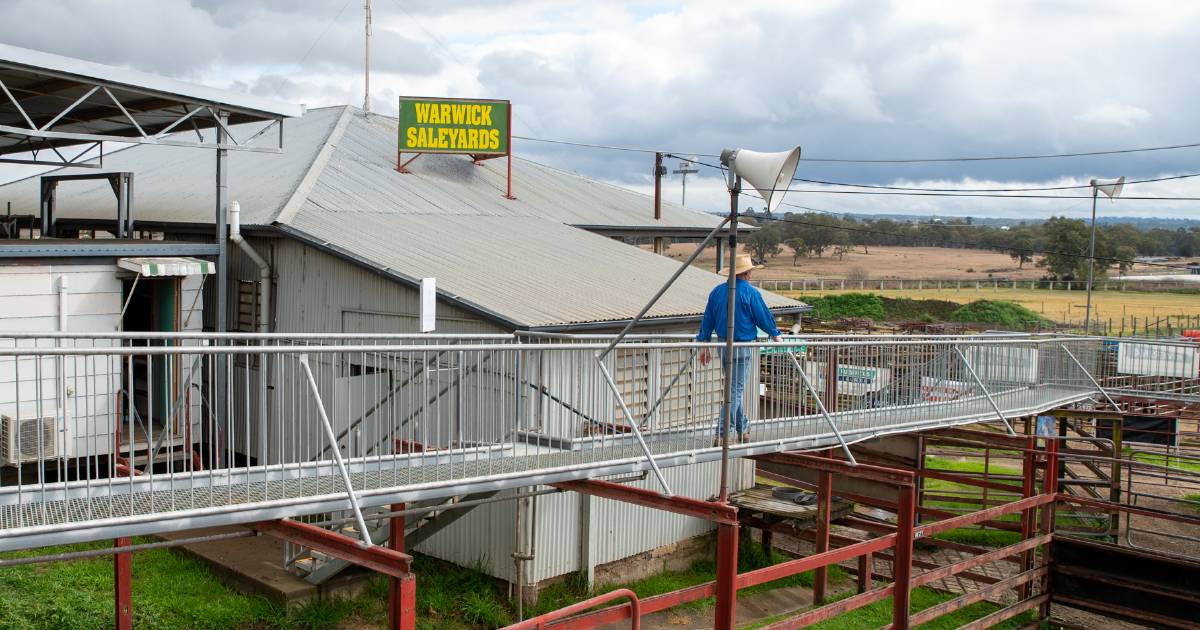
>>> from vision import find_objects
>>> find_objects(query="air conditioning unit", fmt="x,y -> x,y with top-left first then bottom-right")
0,413 -> 60,466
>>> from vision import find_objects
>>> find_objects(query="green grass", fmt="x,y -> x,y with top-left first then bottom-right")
742,586 -> 1036,629
1184,494 -> 1200,514
798,292 -> 887,320
880,296 -> 961,322
0,538 -> 281,630
412,554 -> 509,629
530,538 -> 847,618
947,299 -> 1050,328
1129,449 -> 1200,473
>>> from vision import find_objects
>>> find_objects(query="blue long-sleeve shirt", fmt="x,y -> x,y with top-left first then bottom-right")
695,278 -> 782,342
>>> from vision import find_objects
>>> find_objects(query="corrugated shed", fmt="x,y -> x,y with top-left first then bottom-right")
287,212 -> 797,327
0,105 -> 807,328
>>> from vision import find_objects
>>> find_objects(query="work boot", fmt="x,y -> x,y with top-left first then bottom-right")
739,432 -> 750,443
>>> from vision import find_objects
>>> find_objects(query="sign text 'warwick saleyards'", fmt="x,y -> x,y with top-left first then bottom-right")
397,96 -> 510,154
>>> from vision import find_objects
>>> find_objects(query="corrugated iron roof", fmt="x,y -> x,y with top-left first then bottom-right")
0,105 -> 806,327
284,212 -> 799,327
0,106 -> 720,231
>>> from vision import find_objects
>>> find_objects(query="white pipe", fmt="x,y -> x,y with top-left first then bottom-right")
229,200 -> 272,467
57,275 -> 68,333
227,201 -> 270,334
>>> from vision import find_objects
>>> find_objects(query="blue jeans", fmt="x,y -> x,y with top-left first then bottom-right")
716,346 -> 752,437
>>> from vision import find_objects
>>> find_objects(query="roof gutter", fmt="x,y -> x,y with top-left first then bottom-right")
529,306 -> 811,333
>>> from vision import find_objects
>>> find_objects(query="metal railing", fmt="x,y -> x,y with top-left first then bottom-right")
0,332 -> 1196,551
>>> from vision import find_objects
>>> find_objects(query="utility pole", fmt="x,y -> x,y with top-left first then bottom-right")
673,157 -> 698,205
363,0 -> 372,113
653,152 -> 665,254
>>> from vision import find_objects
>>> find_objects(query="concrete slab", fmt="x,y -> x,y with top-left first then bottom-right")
158,526 -> 372,607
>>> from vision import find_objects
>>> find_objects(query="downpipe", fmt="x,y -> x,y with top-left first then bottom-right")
229,201 -> 272,466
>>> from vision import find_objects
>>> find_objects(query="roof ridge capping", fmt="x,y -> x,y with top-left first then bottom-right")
274,106 -> 356,226
0,43 -> 303,118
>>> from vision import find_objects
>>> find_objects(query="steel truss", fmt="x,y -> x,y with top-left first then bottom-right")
0,76 -> 285,156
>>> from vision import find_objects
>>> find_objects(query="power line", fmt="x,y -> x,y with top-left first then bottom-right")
792,172 -> 1200,193
794,141 -> 1200,164
681,153 -> 1200,199
298,0 -> 354,67
513,135 -> 717,157
512,134 -> 1200,164
742,208 -> 1195,271
768,188 -> 1200,201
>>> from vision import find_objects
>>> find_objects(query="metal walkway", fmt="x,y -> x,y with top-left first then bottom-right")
0,382 -> 1094,550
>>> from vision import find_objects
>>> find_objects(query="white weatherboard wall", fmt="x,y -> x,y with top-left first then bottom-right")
0,263 -> 203,460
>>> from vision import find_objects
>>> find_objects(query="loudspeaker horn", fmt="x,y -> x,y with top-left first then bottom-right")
721,146 -> 802,212
1090,176 -> 1125,200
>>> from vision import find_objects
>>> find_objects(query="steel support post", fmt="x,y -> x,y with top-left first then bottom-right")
814,451 -> 833,604
1038,438 -> 1060,621
1018,436 -> 1036,600
214,112 -> 229,438
719,177 -> 740,502
388,502 -> 414,630
892,485 -> 915,630
715,521 -> 739,629
114,537 -> 132,630
1109,416 -> 1123,537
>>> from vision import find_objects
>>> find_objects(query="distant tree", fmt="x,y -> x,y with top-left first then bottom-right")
1007,235 -> 1034,269
1037,217 -> 1093,279
786,237 -> 807,266
745,224 -> 782,265
832,230 -> 853,261
1116,245 -> 1137,275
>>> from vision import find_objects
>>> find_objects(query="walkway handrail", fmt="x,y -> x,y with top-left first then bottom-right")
501,588 -> 640,630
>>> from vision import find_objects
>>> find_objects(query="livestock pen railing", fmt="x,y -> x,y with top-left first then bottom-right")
0,333 -> 1196,551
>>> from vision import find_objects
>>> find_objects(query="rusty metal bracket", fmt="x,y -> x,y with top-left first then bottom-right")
255,519 -> 411,577
553,479 -> 738,525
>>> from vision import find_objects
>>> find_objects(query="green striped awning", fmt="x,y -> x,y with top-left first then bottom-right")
117,257 -> 216,277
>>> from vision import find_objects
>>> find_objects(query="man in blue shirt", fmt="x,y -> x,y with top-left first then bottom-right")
696,253 -> 782,444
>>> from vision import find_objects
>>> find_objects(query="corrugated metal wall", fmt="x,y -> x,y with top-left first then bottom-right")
413,459 -> 754,586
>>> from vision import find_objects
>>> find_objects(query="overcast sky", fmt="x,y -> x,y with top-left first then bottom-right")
3,0 -> 1199,221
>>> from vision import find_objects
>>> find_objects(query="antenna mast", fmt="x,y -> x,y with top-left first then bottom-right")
363,0 -> 372,112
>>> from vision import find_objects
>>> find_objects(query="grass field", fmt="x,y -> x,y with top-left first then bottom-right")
651,243 -> 1194,282
779,287 -> 1199,328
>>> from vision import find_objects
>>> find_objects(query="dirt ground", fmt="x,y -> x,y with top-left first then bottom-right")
647,243 -> 1192,282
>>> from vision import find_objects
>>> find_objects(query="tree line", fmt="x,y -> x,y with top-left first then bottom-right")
740,211 -> 1200,280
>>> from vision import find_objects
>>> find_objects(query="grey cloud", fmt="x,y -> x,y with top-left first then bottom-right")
0,0 -> 441,78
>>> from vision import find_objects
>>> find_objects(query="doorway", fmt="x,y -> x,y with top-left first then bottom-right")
121,276 -> 180,444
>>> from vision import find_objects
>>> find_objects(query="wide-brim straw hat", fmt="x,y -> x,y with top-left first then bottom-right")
718,253 -> 763,277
